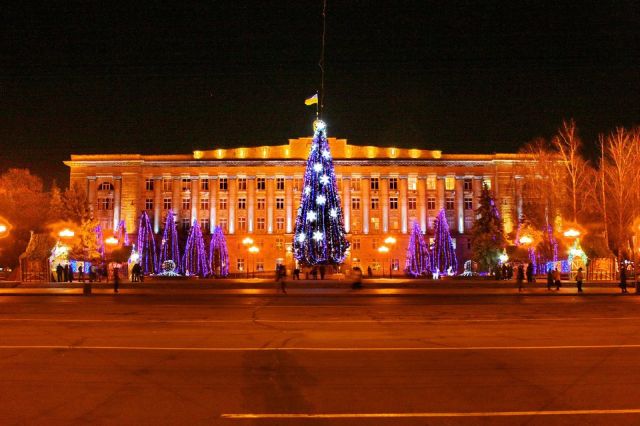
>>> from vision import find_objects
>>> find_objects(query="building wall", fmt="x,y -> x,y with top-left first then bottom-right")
66,137 -> 527,274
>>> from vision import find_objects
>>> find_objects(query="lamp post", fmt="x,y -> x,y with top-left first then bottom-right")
378,245 -> 389,278
242,237 -> 254,278
563,228 -> 582,281
0,218 -> 11,239
384,236 -> 397,278
248,245 -> 259,278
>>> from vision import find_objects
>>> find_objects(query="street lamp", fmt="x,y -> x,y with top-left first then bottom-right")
248,245 -> 260,278
59,228 -> 75,238
105,236 -> 119,246
242,237 -> 254,278
563,228 -> 581,238
378,245 -> 389,278
384,236 -> 397,278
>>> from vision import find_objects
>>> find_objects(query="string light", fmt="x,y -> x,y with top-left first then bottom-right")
158,210 -> 181,274
405,220 -> 431,277
431,209 -> 458,275
136,211 -> 157,274
316,194 -> 326,205
319,174 -> 330,185
209,226 -> 229,277
182,220 -> 209,277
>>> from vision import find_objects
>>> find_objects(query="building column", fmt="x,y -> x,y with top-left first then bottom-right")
361,178 -> 370,234
87,177 -> 97,218
436,177 -> 445,212
267,177 -> 275,234
515,176 -> 523,222
172,177 -> 181,223
381,178 -> 389,233
417,177 -> 426,233
342,177 -> 350,233
400,177 -> 408,234
228,177 -> 236,234
247,177 -> 255,233
153,177 -> 162,233
285,178 -> 293,233
455,177 -> 464,234
191,177 -> 199,225
113,177 -> 122,228
209,178 -> 217,233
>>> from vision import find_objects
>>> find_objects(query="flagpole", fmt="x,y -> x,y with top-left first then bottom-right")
318,0 -> 327,119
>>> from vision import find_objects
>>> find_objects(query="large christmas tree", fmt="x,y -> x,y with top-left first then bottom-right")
431,208 -> 458,275
405,220 -> 431,277
158,210 -> 181,273
182,220 -> 209,277
470,184 -> 506,271
292,120 -> 349,265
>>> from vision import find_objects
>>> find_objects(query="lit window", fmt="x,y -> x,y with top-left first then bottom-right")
350,178 -> 361,191
237,178 -> 247,191
483,178 -> 492,190
408,177 -> 417,191
352,197 -> 360,210
408,197 -> 417,210
276,197 -> 284,210
389,197 -> 398,210
370,197 -> 379,209
145,179 -> 154,191
276,177 -> 285,191
219,178 -> 228,191
163,197 -> 172,210
256,261 -> 264,272
389,177 -> 398,190
445,176 -> 455,191
371,217 -> 380,230
464,196 -> 473,210
293,178 -> 302,191
426,176 -> 436,190
257,177 -> 266,190
237,258 -> 245,271
257,198 -> 266,210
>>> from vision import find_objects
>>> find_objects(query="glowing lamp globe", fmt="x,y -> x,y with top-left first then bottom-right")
518,235 -> 533,245
59,228 -> 75,238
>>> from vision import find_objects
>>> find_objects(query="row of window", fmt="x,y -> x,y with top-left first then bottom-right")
350,196 -> 474,211
144,177 -> 288,192
349,177 -> 488,192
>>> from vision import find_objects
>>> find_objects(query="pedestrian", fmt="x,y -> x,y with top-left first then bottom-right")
63,264 -> 69,282
351,266 -> 363,289
89,264 -> 96,282
319,265 -> 326,280
293,267 -> 300,280
67,264 -> 73,282
502,264 -> 508,280
526,263 -> 533,284
575,267 -> 584,293
277,264 -> 287,294
495,264 -> 502,281
620,263 -> 628,294
56,264 -> 63,283
367,266 -> 372,278
113,265 -> 120,293
553,267 -> 561,290
78,262 -> 84,282
546,268 -> 553,291
131,263 -> 140,282
517,264 -> 525,292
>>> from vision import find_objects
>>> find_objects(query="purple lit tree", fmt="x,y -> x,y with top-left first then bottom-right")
158,210 -> 181,273
405,220 -> 431,277
292,120 -> 349,265
182,220 -> 209,277
137,211 -> 157,274
114,220 -> 130,246
431,209 -> 458,275
209,226 -> 229,277
94,224 -> 105,260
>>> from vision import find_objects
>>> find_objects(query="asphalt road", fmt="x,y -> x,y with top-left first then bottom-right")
2,293 -> 640,425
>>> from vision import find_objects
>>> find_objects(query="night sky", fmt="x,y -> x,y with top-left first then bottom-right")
2,1 -> 640,186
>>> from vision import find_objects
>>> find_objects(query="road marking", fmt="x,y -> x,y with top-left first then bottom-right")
2,344 -> 640,352
221,408 -> 640,419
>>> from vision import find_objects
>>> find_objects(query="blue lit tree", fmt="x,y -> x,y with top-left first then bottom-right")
182,219 -> 209,277
405,220 -> 431,277
293,120 -> 349,265
431,209 -> 458,275
158,210 -> 181,273
136,211 -> 157,274
209,226 -> 229,277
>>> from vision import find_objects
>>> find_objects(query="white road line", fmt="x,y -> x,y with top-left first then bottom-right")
221,408 -> 640,419
2,344 -> 640,352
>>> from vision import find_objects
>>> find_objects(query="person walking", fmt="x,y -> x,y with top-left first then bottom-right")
293,267 -> 300,280
113,265 -> 120,293
620,264 -> 628,294
56,264 -> 63,283
277,264 -> 287,294
575,267 -> 584,293
78,262 -> 84,282
546,268 -> 553,291
319,265 -> 326,280
526,263 -> 533,284
516,264 -> 525,292
553,267 -> 561,290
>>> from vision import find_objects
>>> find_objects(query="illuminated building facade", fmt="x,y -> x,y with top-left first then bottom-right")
65,137 -> 528,274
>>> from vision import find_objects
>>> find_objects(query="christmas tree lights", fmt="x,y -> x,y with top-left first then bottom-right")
136,211 -> 157,274
114,220 -> 130,246
405,220 -> 431,277
158,210 -> 181,274
94,224 -> 105,259
292,120 -> 349,265
209,226 -> 229,277
182,219 -> 209,277
431,209 -> 458,275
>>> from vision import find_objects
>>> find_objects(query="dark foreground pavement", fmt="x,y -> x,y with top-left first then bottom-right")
2,293 -> 640,425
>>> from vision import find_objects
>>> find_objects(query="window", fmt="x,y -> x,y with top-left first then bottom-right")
370,197 -> 379,210
181,178 -> 191,191
238,197 -> 246,210
257,217 -> 265,231
389,197 -> 398,210
98,197 -> 113,210
145,178 -> 154,191
276,197 -> 284,210
371,217 -> 380,230
391,259 -> 400,271
370,177 -> 379,190
275,237 -> 284,250
446,196 -> 455,211
352,238 -> 361,251
237,178 -> 247,191
182,198 -> 191,211
464,196 -> 473,210
482,178 -> 492,189
408,197 -> 417,210
163,197 -> 172,210
426,176 -> 436,190
181,218 -> 190,231
293,178 -> 302,191
200,198 -> 209,210
257,198 -> 266,210
145,198 -> 153,210
445,176 -> 455,191
200,178 -> 209,191
276,217 -> 285,231
237,217 -> 247,231
408,177 -> 417,191
352,197 -> 360,210
389,177 -> 398,190
219,198 -> 227,210
99,182 -> 114,191
465,217 -> 474,232
200,218 -> 209,231
237,258 -> 245,271
256,177 -> 266,190
276,177 -> 285,191
163,178 -> 172,192
219,218 -> 228,232
463,178 -> 473,191
427,197 -> 436,210
350,178 -> 361,191
219,178 -> 228,191
256,261 -> 264,272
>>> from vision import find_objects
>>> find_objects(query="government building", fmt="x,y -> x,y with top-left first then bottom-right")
65,137 -> 528,274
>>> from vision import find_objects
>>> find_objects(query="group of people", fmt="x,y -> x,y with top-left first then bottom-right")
292,265 -> 329,280
130,263 -> 144,282
55,263 -> 106,283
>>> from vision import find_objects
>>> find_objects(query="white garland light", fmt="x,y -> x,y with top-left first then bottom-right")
297,233 -> 306,243
316,194 -> 326,205
306,211 -> 317,222
304,186 -> 311,195
313,163 -> 323,173
319,174 -> 330,185
311,143 -> 318,151
313,231 -> 324,242
322,149 -> 331,159
329,208 -> 338,218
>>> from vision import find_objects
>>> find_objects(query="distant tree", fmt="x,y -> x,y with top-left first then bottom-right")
470,184 -> 506,271
69,218 -> 102,261
48,180 -> 65,222
62,182 -> 91,224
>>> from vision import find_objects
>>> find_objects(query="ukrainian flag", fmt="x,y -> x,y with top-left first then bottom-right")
305,93 -> 318,106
